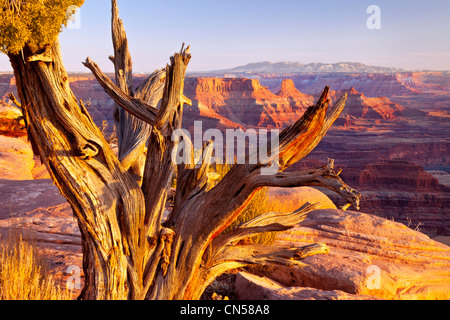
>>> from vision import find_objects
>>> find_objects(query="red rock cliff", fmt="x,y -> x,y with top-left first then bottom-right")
184,77 -> 315,128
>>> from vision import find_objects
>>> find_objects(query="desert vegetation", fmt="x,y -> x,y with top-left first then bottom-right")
0,229 -> 72,300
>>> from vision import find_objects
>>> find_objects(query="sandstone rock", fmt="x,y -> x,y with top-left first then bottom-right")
235,272 -> 378,300
31,156 -> 51,180
0,179 -> 68,219
276,79 -> 309,99
329,87 -> 426,121
0,101 -> 26,138
0,135 -> 35,180
267,287 -> 378,300
0,202 -> 82,270
259,209 -> 450,300
266,187 -> 337,211
235,272 -> 284,300
184,77 -> 314,128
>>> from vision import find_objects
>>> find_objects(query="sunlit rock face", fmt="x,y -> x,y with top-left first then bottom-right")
184,77 -> 315,128
236,209 -> 450,300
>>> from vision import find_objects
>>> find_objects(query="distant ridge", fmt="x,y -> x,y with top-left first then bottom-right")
206,61 -> 407,74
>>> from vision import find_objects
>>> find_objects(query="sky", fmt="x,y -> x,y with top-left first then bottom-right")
1,0 -> 449,72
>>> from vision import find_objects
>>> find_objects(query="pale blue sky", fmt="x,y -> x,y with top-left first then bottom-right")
1,0 -> 449,72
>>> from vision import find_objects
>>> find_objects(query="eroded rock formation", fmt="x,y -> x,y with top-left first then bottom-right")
237,208 -> 450,300
184,77 -> 315,128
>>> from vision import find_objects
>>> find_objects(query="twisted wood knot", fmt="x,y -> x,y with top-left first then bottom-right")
160,228 -> 175,277
78,141 -> 100,160
28,45 -> 53,63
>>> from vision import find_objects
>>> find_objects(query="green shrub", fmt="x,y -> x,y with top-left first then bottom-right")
0,0 -> 85,54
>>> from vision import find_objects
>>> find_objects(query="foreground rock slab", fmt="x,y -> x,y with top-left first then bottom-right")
0,136 -> 34,180
255,209 -> 450,300
235,272 -> 378,300
0,179 -> 68,219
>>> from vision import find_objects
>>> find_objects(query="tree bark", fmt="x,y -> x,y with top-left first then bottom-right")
7,0 -> 361,300
84,44 -> 359,300
110,0 -> 165,186
8,41 -> 147,300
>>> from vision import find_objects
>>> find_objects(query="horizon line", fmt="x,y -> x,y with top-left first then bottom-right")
1,60 -> 449,74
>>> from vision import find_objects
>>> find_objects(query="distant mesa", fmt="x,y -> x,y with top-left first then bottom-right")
184,77 -> 315,128
328,87 -> 427,121
276,79 -> 309,99
340,86 -> 359,95
183,76 -> 427,130
206,61 -> 407,74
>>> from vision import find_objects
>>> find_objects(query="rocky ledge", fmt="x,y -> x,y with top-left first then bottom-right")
236,208 -> 450,300
1,180 -> 449,300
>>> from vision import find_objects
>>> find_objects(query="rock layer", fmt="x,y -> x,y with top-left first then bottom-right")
0,101 -> 26,138
235,272 -> 378,300
184,77 -> 315,128
0,135 -> 35,180
250,209 -> 450,300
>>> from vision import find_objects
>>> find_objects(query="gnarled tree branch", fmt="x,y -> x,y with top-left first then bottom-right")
83,57 -> 158,125
179,88 -> 352,245
252,159 -> 361,210
110,0 -> 162,185
154,87 -> 359,300
141,45 -> 192,238
192,242 -> 329,300
212,202 -> 321,250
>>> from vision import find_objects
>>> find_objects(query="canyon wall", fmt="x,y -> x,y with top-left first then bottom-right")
1,72 -> 449,237
184,77 -> 314,128
256,72 -> 431,98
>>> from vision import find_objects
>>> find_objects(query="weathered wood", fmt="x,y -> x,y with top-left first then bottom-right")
7,0 -> 362,301
110,0 -> 159,185
212,202 -> 321,250
192,242 -> 329,300
9,40 -> 148,300
142,86 -> 359,300
8,93 -> 21,108
141,46 -> 191,238
252,159 -> 361,210
83,57 -> 158,126
166,88 -> 352,254
111,0 -> 133,96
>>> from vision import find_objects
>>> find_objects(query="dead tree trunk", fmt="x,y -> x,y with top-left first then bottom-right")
8,0 -> 361,300
8,41 -> 147,300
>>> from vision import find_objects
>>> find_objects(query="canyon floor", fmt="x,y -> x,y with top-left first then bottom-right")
0,70 -> 449,299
